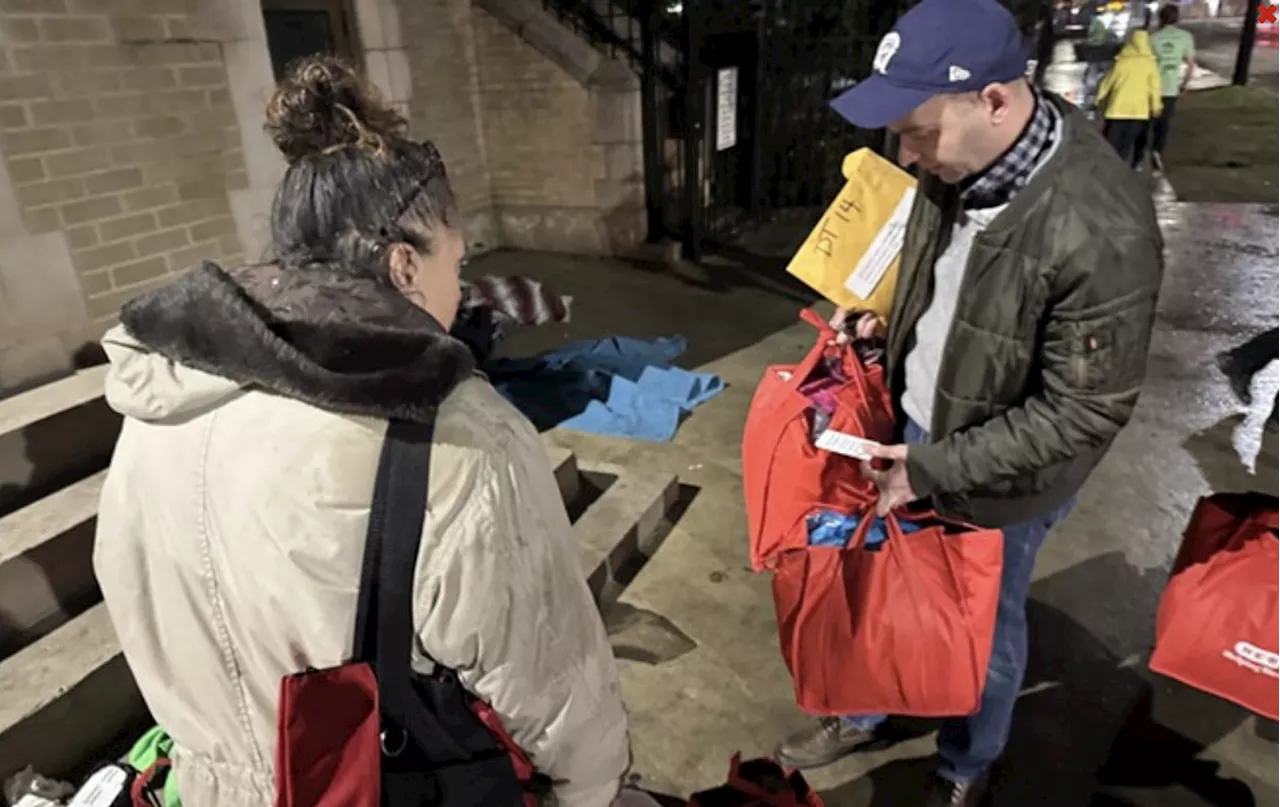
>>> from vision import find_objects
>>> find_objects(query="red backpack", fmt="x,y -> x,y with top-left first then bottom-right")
274,418 -> 551,807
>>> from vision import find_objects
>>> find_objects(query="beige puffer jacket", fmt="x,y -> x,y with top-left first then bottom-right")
92,262 -> 630,807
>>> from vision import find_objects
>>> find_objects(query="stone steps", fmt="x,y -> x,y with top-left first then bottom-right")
0,365 -> 119,517
0,471 -> 105,657
574,463 -> 680,606
0,603 -> 145,785
0,372 -> 682,784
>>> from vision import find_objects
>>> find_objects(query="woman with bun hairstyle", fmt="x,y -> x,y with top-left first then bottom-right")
92,57 -> 634,806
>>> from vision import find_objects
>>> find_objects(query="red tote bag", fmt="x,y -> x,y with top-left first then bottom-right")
1150,492 -> 1279,720
772,509 -> 1003,717
742,309 -> 895,571
276,662 -> 381,807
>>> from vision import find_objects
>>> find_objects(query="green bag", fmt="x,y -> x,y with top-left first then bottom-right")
125,725 -> 182,807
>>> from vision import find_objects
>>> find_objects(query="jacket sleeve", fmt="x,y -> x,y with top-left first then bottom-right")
905,225 -> 1163,499
416,431 -> 630,807
1149,64 -> 1164,117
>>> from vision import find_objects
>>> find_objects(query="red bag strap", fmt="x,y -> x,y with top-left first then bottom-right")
131,759 -> 170,807
785,310 -> 836,390
788,308 -> 875,399
798,308 -> 833,335
839,506 -> 882,550
798,308 -> 880,399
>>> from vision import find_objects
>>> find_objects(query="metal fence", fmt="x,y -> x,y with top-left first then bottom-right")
544,0 -> 904,259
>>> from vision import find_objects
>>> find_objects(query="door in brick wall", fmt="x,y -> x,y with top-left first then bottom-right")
261,0 -> 361,79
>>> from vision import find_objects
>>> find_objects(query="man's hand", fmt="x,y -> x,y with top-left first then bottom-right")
860,443 -> 919,516
829,307 -> 884,345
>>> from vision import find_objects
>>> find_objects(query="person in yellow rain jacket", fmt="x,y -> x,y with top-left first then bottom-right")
1095,30 -> 1163,169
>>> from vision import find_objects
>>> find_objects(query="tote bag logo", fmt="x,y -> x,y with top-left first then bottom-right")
1224,641 -> 1280,677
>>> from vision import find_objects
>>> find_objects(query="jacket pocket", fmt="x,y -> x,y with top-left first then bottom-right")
1065,293 -> 1156,394
1066,320 -> 1115,392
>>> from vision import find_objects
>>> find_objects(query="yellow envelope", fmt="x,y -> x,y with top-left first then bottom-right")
785,148 -> 917,319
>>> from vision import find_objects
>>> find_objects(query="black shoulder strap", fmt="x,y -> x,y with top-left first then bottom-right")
354,417 -> 535,805
353,417 -> 464,754
354,417 -> 432,664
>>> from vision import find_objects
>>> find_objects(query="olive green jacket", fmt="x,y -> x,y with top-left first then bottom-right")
888,97 -> 1164,528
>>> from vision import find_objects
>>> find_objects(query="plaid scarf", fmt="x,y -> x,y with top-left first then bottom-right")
960,91 -> 1059,210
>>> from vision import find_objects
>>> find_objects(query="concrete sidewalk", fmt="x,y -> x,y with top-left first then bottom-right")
484,199 -> 1279,805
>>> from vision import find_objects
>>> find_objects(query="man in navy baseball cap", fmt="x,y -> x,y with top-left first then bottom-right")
776,0 -> 1164,804
829,0 -> 1034,183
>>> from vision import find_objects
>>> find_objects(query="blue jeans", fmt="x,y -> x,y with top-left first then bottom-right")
843,420 -> 1074,783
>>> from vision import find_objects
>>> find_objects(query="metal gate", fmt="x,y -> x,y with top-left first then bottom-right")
655,0 -> 901,259
545,0 -> 902,259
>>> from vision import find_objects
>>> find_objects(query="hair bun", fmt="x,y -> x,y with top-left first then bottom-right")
265,55 -> 407,163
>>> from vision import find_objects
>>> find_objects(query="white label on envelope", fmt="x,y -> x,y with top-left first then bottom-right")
814,429 -> 880,460
844,185 -> 916,300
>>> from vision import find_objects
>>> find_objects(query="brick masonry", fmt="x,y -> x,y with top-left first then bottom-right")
1,1 -> 250,316
471,0 -> 645,255
0,0 -> 249,391
395,0 -> 499,254
0,0 -> 644,395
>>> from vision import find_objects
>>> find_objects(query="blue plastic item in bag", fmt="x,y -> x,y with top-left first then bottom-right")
805,510 -> 921,550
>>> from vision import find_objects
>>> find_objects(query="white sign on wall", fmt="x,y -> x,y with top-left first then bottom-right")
715,67 -> 738,152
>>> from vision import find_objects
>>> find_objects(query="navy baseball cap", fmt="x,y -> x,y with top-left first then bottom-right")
830,0 -> 1029,129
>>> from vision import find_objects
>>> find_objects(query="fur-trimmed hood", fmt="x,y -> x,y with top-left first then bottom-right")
105,261 -> 474,423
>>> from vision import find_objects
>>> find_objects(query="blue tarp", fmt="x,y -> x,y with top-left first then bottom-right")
485,336 -> 724,441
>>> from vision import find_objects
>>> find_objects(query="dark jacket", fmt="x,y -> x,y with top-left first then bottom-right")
887,96 -> 1164,529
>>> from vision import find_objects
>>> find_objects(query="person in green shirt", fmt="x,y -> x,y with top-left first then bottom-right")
1142,4 -> 1197,170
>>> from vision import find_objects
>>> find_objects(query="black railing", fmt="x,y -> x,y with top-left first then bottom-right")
541,0 -> 904,259
541,0 -> 642,62
540,0 -> 683,87
544,0 -> 691,245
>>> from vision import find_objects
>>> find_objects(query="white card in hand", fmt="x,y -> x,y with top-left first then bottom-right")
814,429 -> 879,460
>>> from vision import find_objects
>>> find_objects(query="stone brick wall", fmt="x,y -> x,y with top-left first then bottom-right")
0,0 -> 248,390
391,0 -> 644,257
0,0 -> 646,395
473,9 -> 599,252
394,0 -> 499,254
471,2 -> 645,255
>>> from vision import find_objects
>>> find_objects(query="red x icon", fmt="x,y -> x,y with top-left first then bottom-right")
1260,3 -> 1277,24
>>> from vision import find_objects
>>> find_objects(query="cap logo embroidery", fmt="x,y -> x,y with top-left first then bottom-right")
872,32 -> 901,75
948,65 -> 972,82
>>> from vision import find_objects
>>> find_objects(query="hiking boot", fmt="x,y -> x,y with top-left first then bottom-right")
775,718 -> 882,770
923,772 -> 991,807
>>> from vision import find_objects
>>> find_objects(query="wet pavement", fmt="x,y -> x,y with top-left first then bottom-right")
472,197 -> 1279,805
1184,17 -> 1279,91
